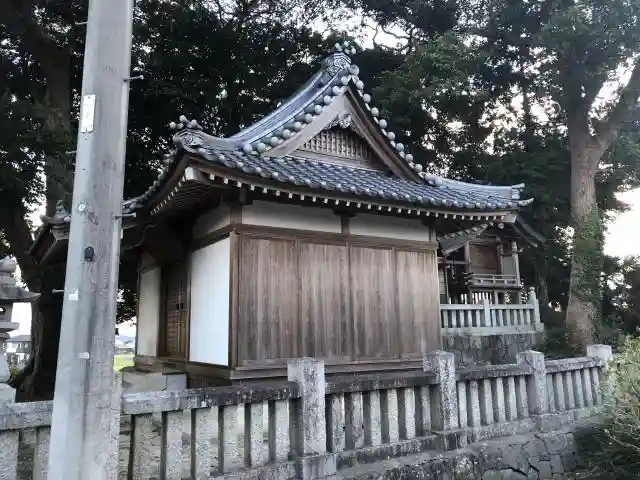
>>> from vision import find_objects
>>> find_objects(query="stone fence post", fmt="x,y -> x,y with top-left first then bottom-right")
587,344 -> 613,364
528,287 -> 542,328
517,350 -> 547,415
423,351 -> 458,432
287,358 -> 336,480
587,344 -> 614,402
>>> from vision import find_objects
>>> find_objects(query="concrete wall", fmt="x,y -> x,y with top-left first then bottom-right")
443,332 -> 541,366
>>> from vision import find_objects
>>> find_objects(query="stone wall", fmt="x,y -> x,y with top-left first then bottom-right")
341,421 -> 595,480
443,333 -> 542,366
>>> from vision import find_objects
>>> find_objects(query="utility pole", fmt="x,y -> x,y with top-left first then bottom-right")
47,0 -> 134,478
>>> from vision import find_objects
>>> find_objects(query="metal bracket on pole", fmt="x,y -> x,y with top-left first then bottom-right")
123,74 -> 144,82
114,213 -> 136,219
75,21 -> 88,27
51,289 -> 64,295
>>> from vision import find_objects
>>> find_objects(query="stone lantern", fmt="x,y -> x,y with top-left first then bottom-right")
0,257 -> 40,404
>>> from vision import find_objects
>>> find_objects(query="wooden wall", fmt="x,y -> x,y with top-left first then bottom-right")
235,233 -> 441,366
469,241 -> 499,274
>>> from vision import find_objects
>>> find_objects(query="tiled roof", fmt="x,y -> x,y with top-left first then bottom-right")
7,335 -> 30,343
129,41 -> 532,214
185,147 -> 524,211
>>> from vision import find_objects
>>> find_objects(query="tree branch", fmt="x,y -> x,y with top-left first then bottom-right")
1,209 -> 40,292
595,59 -> 640,155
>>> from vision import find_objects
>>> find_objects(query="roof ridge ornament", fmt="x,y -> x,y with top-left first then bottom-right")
320,41 -> 355,85
169,114 -> 203,132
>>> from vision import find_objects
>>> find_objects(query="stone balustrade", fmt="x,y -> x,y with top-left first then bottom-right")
0,345 -> 612,480
0,400 -> 52,479
325,370 -> 440,468
441,299 -> 543,335
124,380 -> 301,480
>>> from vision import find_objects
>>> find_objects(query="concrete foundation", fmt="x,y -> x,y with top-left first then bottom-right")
340,420 -> 597,480
443,333 -> 542,366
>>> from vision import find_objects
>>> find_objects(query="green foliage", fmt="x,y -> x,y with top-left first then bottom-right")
361,0 -> 640,328
536,322 -> 582,360
575,337 -> 640,479
602,256 -> 640,335
9,366 -> 20,379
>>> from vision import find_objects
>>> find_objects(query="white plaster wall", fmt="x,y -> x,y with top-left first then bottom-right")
189,238 -> 230,366
137,267 -> 161,356
242,201 -> 342,233
350,213 -> 434,242
192,205 -> 231,239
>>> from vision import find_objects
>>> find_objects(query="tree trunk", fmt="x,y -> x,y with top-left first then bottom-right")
9,264 -> 65,402
4,210 -> 66,401
565,145 -> 602,350
532,252 -> 552,324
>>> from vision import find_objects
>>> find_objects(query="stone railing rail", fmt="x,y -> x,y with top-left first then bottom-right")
0,346 -> 612,480
0,400 -> 52,479
441,289 -> 542,335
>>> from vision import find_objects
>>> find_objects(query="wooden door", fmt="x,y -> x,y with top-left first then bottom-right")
469,243 -> 499,274
161,262 -> 188,359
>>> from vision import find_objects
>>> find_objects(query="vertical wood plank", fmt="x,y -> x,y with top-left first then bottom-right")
350,247 -> 397,358
395,249 -> 441,354
300,243 -> 350,358
237,237 -> 299,363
